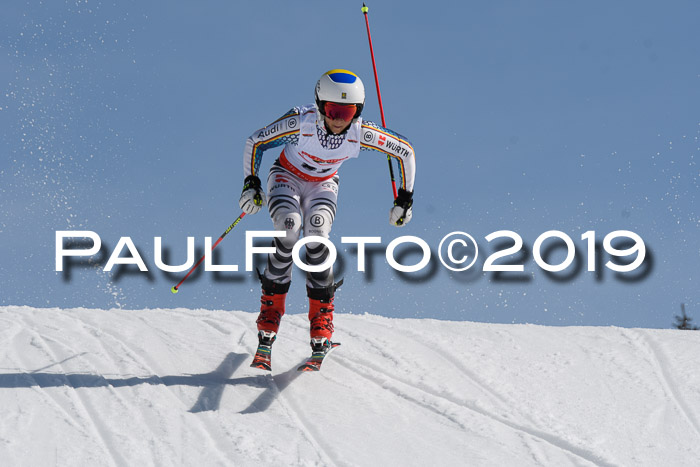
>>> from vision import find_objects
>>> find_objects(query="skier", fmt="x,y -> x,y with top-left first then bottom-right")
240,69 -> 416,370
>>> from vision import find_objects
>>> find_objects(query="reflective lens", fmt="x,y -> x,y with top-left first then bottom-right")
324,102 -> 357,122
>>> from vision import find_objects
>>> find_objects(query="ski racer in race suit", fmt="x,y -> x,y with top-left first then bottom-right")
239,69 -> 416,353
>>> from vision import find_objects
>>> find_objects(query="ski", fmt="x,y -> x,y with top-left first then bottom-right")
297,342 -> 341,372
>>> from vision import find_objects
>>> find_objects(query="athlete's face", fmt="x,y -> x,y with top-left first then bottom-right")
322,102 -> 356,134
324,115 -> 351,134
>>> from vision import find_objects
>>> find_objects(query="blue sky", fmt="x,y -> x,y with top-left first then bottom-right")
1,1 -> 698,328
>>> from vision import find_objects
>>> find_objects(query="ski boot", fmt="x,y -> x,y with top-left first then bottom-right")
297,281 -> 343,372
250,273 -> 290,371
307,281 -> 342,342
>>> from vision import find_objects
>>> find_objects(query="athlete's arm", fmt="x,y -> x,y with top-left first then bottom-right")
243,108 -> 301,178
360,121 -> 416,192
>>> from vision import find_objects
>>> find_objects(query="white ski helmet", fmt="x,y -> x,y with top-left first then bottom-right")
315,69 -> 365,123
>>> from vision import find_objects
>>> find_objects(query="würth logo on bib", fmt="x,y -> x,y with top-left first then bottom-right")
378,135 -> 386,146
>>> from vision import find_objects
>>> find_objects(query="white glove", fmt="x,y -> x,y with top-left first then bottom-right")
239,175 -> 266,214
389,189 -> 413,227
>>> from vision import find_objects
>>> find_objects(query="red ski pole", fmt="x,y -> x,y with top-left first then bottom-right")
362,3 -> 398,199
171,212 -> 246,293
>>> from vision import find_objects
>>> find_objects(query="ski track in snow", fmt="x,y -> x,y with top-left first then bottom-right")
262,373 -> 337,467
79,311 -> 238,465
18,316 -> 127,466
352,323 -> 622,466
344,322 -> 514,414
231,313 -> 338,467
330,340 -> 611,467
2,307 -> 700,466
629,329 -> 700,441
69,314 -> 173,448
284,319 -> 611,467
22,310 -> 204,466
201,318 -> 232,336
12,331 -> 95,447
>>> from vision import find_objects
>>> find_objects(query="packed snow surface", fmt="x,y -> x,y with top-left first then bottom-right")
1,306 -> 699,466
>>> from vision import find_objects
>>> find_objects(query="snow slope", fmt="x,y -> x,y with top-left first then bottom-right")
0,306 -> 699,466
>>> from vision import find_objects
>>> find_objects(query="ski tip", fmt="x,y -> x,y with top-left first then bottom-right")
250,362 -> 272,371
297,364 -> 321,372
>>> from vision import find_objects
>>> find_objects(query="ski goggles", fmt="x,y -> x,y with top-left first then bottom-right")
323,102 -> 358,122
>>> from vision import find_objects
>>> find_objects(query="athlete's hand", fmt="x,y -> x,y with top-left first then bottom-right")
389,188 -> 413,227
239,175 -> 266,215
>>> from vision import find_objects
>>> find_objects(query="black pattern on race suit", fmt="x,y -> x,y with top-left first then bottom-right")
316,125 -> 346,150
264,161 -> 338,288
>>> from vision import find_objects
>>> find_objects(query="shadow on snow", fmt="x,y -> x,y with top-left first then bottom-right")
0,352 -> 303,414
